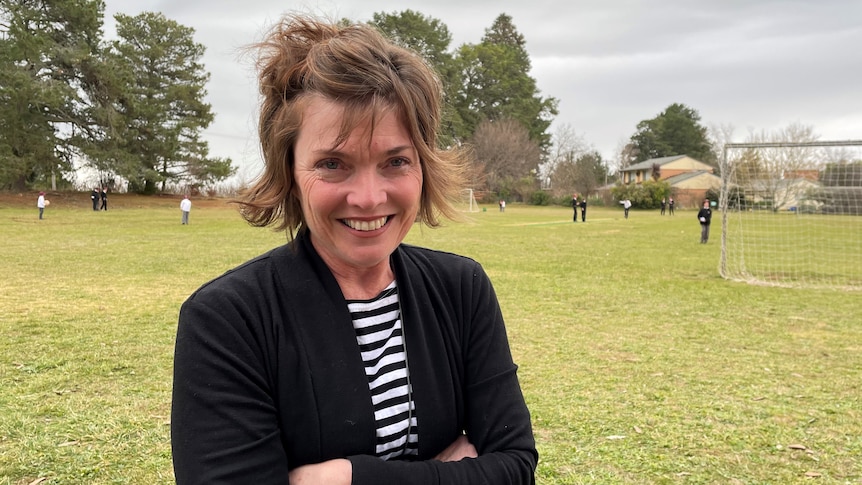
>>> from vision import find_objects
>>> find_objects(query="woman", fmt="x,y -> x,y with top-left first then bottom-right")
171,14 -> 537,485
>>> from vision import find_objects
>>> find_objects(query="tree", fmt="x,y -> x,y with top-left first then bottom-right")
469,117 -> 541,201
107,12 -> 232,193
742,123 -> 819,211
630,103 -> 714,164
543,123 -> 587,192
0,0 -> 106,190
552,150 -> 607,198
811,161 -> 862,215
369,10 -> 464,148
453,14 -> 557,149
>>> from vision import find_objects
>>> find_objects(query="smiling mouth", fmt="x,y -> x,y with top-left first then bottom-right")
342,216 -> 390,232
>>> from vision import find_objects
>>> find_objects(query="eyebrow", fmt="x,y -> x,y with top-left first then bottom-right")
314,144 -> 416,158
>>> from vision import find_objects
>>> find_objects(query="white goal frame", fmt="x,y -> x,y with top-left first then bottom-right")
460,188 -> 481,213
719,140 -> 862,290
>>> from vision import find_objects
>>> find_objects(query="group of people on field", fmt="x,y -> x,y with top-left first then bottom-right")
90,187 -> 108,211
571,194 -> 587,222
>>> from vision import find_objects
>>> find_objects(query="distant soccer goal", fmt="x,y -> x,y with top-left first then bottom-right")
460,188 -> 481,212
719,140 -> 862,290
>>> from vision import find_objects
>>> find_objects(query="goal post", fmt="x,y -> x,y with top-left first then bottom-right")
719,140 -> 862,290
460,188 -> 481,212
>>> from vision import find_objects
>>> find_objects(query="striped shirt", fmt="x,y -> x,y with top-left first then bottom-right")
347,281 -> 419,460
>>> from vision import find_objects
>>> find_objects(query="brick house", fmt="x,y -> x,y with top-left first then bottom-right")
619,155 -> 721,208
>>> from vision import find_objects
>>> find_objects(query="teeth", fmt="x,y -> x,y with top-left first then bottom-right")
344,217 -> 387,231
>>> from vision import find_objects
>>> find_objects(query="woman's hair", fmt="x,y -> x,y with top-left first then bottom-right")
237,14 -> 468,236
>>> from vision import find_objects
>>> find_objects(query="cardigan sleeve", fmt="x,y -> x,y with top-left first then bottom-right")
348,261 -> 537,485
171,289 -> 290,484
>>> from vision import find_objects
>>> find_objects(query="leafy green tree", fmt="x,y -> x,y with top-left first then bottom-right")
630,103 -> 714,165
453,14 -> 557,150
0,0 -> 105,190
108,12 -> 232,194
369,10 -> 464,147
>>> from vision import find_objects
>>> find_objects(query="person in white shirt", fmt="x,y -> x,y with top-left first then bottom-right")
37,192 -> 46,220
180,195 -> 192,224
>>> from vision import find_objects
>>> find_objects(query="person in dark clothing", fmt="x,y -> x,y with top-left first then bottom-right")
668,197 -> 675,215
660,198 -> 666,215
579,198 -> 587,222
571,194 -> 579,222
171,15 -> 536,485
100,188 -> 108,210
91,188 -> 99,211
697,199 -> 712,243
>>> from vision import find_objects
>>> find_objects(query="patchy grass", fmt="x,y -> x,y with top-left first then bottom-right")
1,195 -> 860,484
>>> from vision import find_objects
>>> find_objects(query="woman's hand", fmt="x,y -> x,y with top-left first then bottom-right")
288,458 -> 351,485
434,435 -> 478,462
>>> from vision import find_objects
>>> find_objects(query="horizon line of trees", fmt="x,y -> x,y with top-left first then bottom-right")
4,3 -> 855,205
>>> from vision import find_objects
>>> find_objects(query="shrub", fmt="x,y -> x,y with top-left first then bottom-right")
530,190 -> 552,206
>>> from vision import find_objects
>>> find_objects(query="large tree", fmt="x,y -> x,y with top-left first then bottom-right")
453,14 -> 557,150
0,0 -> 105,190
629,103 -> 714,164
369,10 -> 464,147
108,12 -> 232,193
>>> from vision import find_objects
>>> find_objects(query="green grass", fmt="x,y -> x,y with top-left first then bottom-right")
1,199 -> 860,484
724,211 -> 862,288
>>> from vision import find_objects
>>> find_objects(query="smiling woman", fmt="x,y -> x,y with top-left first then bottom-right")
170,13 -> 538,485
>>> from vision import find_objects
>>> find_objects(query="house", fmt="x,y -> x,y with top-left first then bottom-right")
618,155 -> 721,208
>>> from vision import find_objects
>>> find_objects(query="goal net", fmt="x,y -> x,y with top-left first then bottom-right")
460,188 -> 481,212
719,140 -> 862,290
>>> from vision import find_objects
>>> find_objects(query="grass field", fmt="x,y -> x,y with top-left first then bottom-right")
1,194 -> 860,484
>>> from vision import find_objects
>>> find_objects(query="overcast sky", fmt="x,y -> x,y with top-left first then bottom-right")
103,0 -> 862,177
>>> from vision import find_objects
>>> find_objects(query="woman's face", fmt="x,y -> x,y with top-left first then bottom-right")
293,96 -> 423,275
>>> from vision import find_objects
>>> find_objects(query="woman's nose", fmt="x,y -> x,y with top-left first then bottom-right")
346,169 -> 387,209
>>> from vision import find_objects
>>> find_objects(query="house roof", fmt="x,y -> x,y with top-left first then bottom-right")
665,170 -> 721,189
622,155 -> 688,172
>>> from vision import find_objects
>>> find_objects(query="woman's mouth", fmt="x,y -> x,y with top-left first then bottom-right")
342,216 -> 389,232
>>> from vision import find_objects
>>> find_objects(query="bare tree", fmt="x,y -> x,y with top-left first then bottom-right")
470,118 -> 542,200
614,138 -> 639,177
708,123 -> 736,169
543,123 -> 589,194
743,123 -> 819,211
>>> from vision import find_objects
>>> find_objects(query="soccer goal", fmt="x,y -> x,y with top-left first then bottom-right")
719,140 -> 862,290
460,188 -> 481,212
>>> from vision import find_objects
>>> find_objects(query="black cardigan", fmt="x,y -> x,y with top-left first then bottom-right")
171,231 -> 537,484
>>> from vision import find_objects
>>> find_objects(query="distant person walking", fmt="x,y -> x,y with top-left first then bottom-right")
100,188 -> 108,210
180,195 -> 192,225
621,198 -> 632,219
697,199 -> 712,243
579,197 -> 587,222
37,191 -> 47,219
571,194 -> 579,222
499,199 -> 506,212
668,197 -> 675,215
660,198 -> 666,215
91,188 -> 100,211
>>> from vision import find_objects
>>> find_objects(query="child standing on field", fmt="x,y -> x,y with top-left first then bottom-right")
37,192 -> 46,220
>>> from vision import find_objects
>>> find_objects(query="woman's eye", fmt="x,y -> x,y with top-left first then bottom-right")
390,157 -> 409,167
318,160 -> 340,170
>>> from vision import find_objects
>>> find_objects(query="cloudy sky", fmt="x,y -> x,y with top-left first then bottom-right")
103,0 -> 862,177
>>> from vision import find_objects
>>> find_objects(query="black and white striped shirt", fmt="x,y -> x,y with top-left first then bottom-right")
347,281 -> 419,460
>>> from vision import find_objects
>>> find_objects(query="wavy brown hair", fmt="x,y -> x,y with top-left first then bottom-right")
237,14 -> 468,237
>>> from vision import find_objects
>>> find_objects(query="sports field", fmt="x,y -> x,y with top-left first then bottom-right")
1,194 -> 860,484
